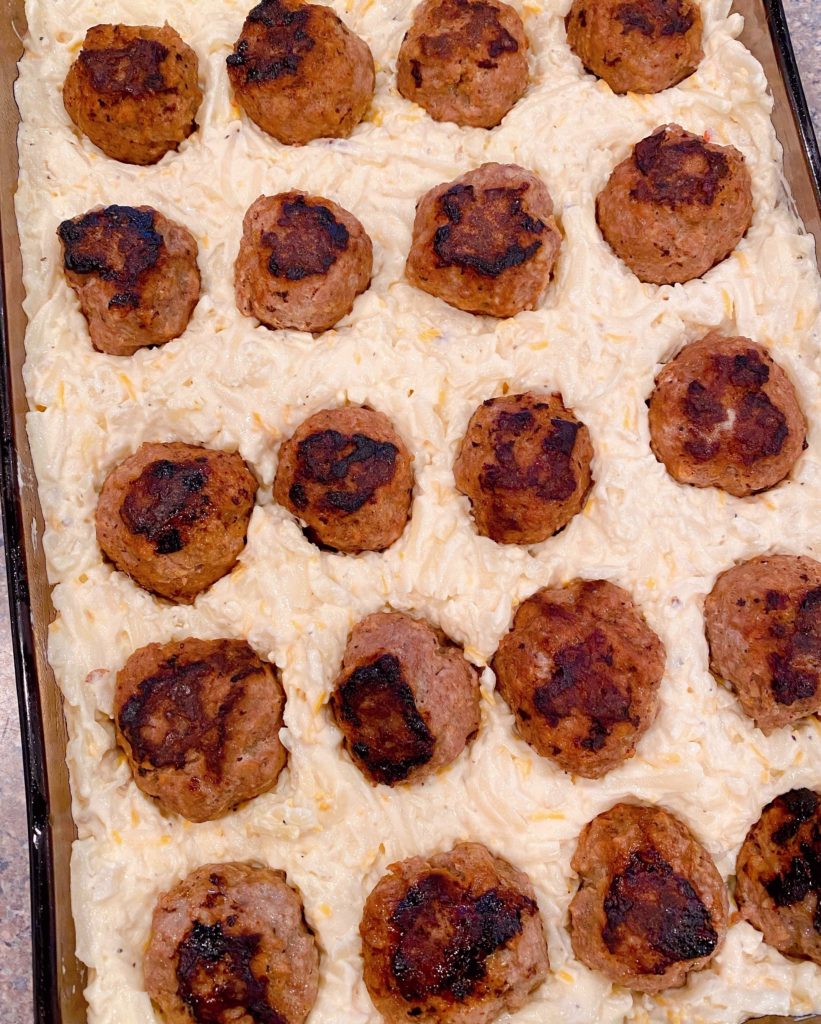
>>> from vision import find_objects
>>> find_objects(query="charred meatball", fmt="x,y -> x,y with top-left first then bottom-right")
492,579 -> 664,778
596,124 -> 753,284
63,24 -> 202,165
704,554 -> 821,734
566,0 -> 703,95
58,205 -> 200,356
569,803 -> 728,992
360,842 -> 549,1024
273,406 -> 414,553
227,0 -> 375,145
736,788 -> 821,965
96,442 -> 257,603
396,0 -> 529,128
114,638 -> 287,822
648,333 -> 806,497
454,392 -> 593,545
406,162 -> 562,317
145,862 -> 319,1024
235,192 -> 372,333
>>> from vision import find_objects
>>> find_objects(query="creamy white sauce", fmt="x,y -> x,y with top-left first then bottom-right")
14,0 -> 821,1021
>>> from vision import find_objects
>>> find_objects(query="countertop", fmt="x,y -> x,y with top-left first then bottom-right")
0,4 -> 819,1021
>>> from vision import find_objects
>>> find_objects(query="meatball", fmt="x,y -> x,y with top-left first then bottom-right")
492,579 -> 665,778
145,862 -> 319,1024
566,0 -> 703,95
226,0 -> 374,145
569,803 -> 728,992
596,124 -> 753,284
273,406 -> 414,553
453,392 -> 594,545
114,638 -> 287,822
234,192 -> 372,334
360,842 -> 549,1024
63,24 -> 202,165
704,554 -> 821,734
330,611 -> 480,786
396,0 -> 529,128
648,333 -> 807,497
736,788 -> 821,965
58,205 -> 200,356
96,442 -> 257,603
406,162 -> 562,317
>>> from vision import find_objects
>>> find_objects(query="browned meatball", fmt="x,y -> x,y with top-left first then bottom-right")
273,406 -> 414,553
63,24 -> 202,165
406,163 -> 562,317
566,0 -> 703,95
453,392 -> 594,545
114,638 -> 287,822
396,0 -> 529,128
596,124 -> 753,284
360,842 -> 549,1024
704,554 -> 821,734
569,803 -> 728,992
736,789 -> 821,965
234,192 -> 372,334
329,611 -> 480,786
227,0 -> 375,145
648,333 -> 807,497
492,579 -> 664,778
144,862 -> 319,1024
96,442 -> 257,603
58,205 -> 200,356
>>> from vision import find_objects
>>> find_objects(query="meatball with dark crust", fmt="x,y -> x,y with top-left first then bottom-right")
63,24 -> 202,165
144,862 -> 319,1024
596,124 -> 753,284
114,638 -> 287,822
96,442 -> 257,603
569,803 -> 728,992
396,0 -> 529,128
648,333 -> 807,497
492,579 -> 665,778
227,0 -> 375,145
566,0 -> 703,95
704,554 -> 821,734
406,162 -> 562,318
330,611 -> 480,786
235,192 -> 373,334
453,392 -> 594,545
360,842 -> 549,1024
273,406 -> 414,553
58,205 -> 200,356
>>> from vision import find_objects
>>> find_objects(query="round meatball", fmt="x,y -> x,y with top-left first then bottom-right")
58,205 -> 200,356
566,0 -> 703,95
114,638 -> 287,822
273,406 -> 414,553
360,842 -> 549,1024
453,392 -> 594,545
704,554 -> 821,734
145,862 -> 319,1024
330,611 -> 480,786
736,788 -> 821,965
569,803 -> 728,992
406,162 -> 562,317
396,0 -> 529,128
648,333 -> 807,497
63,24 -> 202,165
234,192 -> 372,334
596,124 -> 753,284
226,0 -> 374,145
492,579 -> 664,778
96,442 -> 257,603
